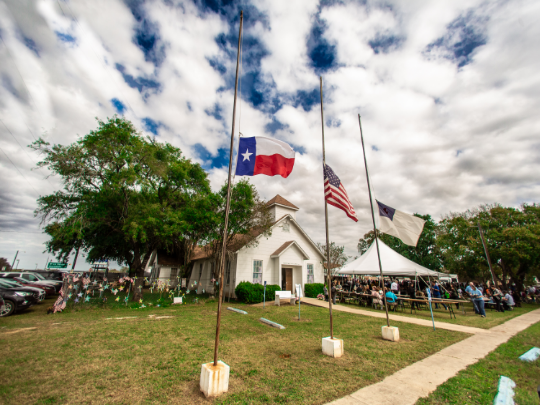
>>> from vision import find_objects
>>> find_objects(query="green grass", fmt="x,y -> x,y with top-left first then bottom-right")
0,294 -> 467,405
416,321 -> 540,404
337,299 -> 538,329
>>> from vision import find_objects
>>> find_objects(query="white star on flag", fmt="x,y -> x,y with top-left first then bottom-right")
242,149 -> 253,161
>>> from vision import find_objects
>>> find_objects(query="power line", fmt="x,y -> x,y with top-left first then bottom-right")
0,145 -> 40,194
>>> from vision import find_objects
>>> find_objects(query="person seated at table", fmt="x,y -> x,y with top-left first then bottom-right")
502,290 -> 514,310
385,288 -> 397,303
371,288 -> 383,310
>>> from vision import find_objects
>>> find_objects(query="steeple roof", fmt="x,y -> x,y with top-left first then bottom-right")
266,194 -> 299,210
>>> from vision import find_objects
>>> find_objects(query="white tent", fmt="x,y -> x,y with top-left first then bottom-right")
339,239 -> 445,277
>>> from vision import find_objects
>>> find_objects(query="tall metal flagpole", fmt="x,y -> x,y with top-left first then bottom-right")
320,76 -> 334,339
358,114 -> 390,328
478,223 -> 496,286
213,10 -> 243,367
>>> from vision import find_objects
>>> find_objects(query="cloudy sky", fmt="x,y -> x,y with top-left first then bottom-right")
1,0 -> 539,270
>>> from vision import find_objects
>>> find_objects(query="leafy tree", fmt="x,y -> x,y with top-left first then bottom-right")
357,214 -> 442,270
0,258 -> 12,272
316,242 -> 350,277
437,204 -> 540,290
32,116 -> 211,300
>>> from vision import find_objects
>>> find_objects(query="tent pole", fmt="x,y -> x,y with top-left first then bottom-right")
358,114 -> 390,327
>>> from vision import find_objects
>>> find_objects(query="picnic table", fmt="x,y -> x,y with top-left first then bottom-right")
397,297 -> 466,319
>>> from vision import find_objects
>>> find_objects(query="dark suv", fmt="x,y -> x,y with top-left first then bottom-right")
0,287 -> 37,317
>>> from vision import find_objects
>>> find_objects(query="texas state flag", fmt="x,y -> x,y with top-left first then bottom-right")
235,136 -> 295,178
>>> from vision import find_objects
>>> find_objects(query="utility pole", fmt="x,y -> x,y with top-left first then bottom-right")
11,250 -> 19,269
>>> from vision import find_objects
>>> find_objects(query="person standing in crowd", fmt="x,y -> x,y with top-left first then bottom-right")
407,282 -> 418,310
323,285 -> 328,302
331,283 -> 337,305
470,284 -> 486,318
511,288 -> 521,307
431,281 -> 447,310
491,287 -> 505,312
391,279 -> 398,295
450,287 -> 460,309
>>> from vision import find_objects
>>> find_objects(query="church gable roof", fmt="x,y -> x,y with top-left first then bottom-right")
270,241 -> 309,260
266,195 -> 299,211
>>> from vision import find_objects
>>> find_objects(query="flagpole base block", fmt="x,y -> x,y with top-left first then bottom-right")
382,326 -> 400,342
200,360 -> 230,398
322,337 -> 344,358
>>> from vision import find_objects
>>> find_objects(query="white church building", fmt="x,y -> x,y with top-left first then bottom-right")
186,195 -> 325,297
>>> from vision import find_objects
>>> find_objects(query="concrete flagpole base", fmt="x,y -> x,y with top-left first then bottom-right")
200,360 -> 230,398
322,337 -> 344,358
382,326 -> 400,342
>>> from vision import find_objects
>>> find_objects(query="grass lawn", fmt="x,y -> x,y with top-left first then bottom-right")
416,320 -> 540,404
1,293 -> 467,405
337,300 -> 539,329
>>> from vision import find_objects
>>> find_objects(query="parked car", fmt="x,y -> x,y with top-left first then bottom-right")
0,279 -> 46,302
1,272 -> 62,292
11,278 -> 55,297
28,270 -> 66,281
0,287 -> 37,316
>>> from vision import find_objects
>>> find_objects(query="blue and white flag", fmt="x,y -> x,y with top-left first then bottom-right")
376,201 -> 425,246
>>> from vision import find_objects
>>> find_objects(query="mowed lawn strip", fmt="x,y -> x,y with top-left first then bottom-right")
0,298 -> 467,405
338,300 -> 538,329
416,321 -> 540,405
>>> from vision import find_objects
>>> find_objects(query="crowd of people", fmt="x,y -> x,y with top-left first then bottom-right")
322,277 -> 539,318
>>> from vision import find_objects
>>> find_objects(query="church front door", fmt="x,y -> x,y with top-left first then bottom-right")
282,268 -> 293,292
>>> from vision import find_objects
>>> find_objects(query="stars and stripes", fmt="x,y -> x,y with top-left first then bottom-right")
324,164 -> 358,222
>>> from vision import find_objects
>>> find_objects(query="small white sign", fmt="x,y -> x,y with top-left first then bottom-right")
174,297 -> 183,304
295,284 -> 303,298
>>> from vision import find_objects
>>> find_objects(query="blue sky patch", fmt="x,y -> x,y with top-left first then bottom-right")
264,118 -> 288,135
142,117 -> 161,135
23,36 -> 40,57
204,103 -> 223,120
293,88 -> 320,112
307,10 -> 337,72
125,0 -> 166,67
369,34 -> 404,54
111,98 -> 126,114
115,64 -> 161,97
193,143 -> 229,169
424,9 -> 488,68
55,31 -> 76,44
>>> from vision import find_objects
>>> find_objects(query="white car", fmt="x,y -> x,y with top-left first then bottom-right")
1,272 -> 63,292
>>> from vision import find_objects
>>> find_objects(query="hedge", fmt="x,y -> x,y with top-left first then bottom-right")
304,283 -> 324,298
234,281 -> 281,304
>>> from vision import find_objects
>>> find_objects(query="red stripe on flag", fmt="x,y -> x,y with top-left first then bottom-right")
254,154 -> 295,178
327,200 -> 358,222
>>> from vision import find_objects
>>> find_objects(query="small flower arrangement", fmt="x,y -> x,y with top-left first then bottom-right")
317,294 -> 324,300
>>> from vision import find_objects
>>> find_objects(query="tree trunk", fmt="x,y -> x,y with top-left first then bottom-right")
130,247 -> 145,302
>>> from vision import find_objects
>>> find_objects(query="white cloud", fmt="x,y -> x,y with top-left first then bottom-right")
1,0 -> 539,270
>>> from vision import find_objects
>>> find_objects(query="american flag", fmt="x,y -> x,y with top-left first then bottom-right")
324,164 -> 358,222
